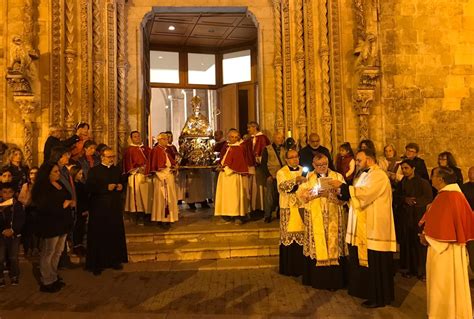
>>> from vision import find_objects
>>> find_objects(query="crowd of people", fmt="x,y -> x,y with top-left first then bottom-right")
0,120 -> 473,319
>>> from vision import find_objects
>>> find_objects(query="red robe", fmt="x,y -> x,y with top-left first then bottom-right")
251,132 -> 271,158
214,140 -> 227,154
123,145 -> 151,174
222,144 -> 248,174
147,145 -> 176,174
243,139 -> 256,167
421,187 -> 474,244
218,141 -> 229,161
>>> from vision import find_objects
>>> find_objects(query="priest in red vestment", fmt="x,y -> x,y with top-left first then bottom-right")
147,133 -> 179,225
244,121 -> 270,214
420,166 -> 474,319
123,131 -> 151,225
215,129 -> 249,224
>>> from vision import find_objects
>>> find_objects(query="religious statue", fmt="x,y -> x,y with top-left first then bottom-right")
8,36 -> 33,77
178,96 -> 215,166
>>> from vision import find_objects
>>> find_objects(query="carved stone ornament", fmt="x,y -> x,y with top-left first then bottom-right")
15,95 -> 38,122
354,89 -> 374,116
359,67 -> 380,89
6,73 -> 32,94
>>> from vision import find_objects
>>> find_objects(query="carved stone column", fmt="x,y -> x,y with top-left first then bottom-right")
92,0 -> 105,142
282,0 -> 293,135
319,0 -> 332,151
295,0 -> 307,146
15,96 -> 38,166
117,0 -> 128,155
65,0 -> 77,133
272,0 -> 284,134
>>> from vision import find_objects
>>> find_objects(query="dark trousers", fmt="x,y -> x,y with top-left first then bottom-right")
0,237 -> 21,278
264,178 -> 278,218
73,212 -> 87,247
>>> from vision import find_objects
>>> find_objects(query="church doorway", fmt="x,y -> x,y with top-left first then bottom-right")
143,7 -> 259,145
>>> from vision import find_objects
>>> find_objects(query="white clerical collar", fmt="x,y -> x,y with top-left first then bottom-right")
228,140 -> 242,146
252,132 -> 263,137
439,183 -> 462,193
101,163 -> 113,168
130,143 -> 143,147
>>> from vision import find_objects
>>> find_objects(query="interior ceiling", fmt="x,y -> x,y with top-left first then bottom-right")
149,13 -> 257,51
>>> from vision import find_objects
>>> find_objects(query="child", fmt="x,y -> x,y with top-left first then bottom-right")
0,169 -> 13,199
18,167 -> 39,256
0,183 -> 25,286
69,165 -> 88,256
336,142 -> 355,184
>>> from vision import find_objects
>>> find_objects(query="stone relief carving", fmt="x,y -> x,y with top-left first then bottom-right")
6,1 -> 40,166
51,0 -> 63,126
352,0 -> 381,140
272,0 -> 284,134
92,0 -> 105,142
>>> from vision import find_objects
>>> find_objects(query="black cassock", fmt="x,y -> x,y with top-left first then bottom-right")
86,164 -> 128,271
394,175 -> 432,277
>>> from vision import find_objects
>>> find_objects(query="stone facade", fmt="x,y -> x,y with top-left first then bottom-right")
379,0 -> 474,175
0,0 -> 471,177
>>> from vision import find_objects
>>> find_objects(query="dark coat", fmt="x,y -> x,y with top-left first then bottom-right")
0,199 -> 25,237
35,182 -> 73,238
299,145 -> 335,172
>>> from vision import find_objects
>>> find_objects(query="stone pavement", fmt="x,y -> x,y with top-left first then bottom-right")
0,260 -> 446,319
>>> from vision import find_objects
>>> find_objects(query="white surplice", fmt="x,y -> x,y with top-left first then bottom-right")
151,155 -> 179,222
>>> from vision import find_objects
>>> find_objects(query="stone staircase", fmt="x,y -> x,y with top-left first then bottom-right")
125,209 -> 281,267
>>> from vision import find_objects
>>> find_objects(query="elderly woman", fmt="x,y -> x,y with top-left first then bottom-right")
3,147 -> 29,193
378,144 -> 403,186
32,162 -> 74,293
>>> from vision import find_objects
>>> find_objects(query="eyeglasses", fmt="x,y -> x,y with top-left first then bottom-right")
314,163 -> 328,167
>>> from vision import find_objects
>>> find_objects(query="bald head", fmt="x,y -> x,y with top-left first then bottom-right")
308,133 -> 321,148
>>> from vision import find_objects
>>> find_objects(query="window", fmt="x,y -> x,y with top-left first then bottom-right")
223,50 -> 251,84
150,51 -> 179,84
188,53 -> 216,85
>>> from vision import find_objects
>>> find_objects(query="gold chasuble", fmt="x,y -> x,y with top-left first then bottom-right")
276,165 -> 304,246
298,170 -> 347,266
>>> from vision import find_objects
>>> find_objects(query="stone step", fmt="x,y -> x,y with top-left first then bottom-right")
127,237 -> 280,263
126,226 -> 280,244
122,257 -> 279,272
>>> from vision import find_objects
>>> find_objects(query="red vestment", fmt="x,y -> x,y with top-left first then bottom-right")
222,144 -> 248,174
214,140 -> 226,154
147,145 -> 176,173
421,187 -> 474,244
218,141 -> 229,161
123,145 -> 151,174
251,132 -> 270,158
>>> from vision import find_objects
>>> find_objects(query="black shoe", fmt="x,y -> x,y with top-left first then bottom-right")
40,283 -> 61,293
10,277 -> 19,286
361,300 -> 384,308
188,203 -> 197,210
207,198 -> 213,204
200,202 -> 210,209
54,276 -> 65,287
112,264 -> 123,270
264,217 -> 272,223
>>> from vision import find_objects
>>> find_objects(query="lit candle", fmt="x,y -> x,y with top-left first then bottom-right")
287,130 -> 292,138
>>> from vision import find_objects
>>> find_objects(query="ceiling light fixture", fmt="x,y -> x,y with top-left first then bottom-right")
168,25 -> 176,31
158,56 -> 163,59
